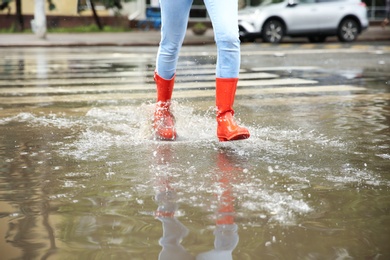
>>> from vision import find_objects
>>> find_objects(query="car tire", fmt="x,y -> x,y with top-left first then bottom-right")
239,32 -> 256,43
262,19 -> 284,43
240,37 -> 256,43
308,36 -> 327,43
337,18 -> 359,42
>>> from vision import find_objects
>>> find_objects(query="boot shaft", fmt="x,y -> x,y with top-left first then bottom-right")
153,72 -> 177,140
216,78 -> 238,117
154,71 -> 175,103
215,77 -> 250,141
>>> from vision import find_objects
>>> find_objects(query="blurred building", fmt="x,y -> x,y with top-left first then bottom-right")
0,0 -> 387,30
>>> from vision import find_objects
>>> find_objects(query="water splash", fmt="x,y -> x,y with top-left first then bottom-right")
2,102 -> 388,226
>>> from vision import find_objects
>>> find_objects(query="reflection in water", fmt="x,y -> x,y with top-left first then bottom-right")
36,50 -> 48,80
1,46 -> 390,259
1,138 -> 57,259
196,151 -> 239,260
153,145 -> 239,260
154,144 -> 194,259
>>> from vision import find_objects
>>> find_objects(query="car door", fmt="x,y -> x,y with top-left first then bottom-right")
315,0 -> 346,31
282,0 -> 320,33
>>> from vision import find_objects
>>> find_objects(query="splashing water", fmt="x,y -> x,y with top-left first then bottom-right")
2,101 -> 387,228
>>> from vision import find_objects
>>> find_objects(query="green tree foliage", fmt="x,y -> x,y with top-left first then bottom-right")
47,0 -> 55,11
82,1 -> 134,30
1,0 -> 55,31
0,0 -> 55,11
1,0 -> 134,31
0,0 -> 11,12
97,0 -> 134,9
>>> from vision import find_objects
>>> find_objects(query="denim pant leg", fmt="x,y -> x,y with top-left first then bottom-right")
204,0 -> 240,78
156,0 -> 193,80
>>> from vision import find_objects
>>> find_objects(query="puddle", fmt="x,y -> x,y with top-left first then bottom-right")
0,46 -> 389,259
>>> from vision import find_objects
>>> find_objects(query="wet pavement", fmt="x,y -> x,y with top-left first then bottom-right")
0,43 -> 389,259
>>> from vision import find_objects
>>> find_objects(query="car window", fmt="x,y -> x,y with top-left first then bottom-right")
316,0 -> 343,2
260,0 -> 285,6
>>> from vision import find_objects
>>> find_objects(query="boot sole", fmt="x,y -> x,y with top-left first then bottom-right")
218,133 -> 250,142
153,132 -> 177,141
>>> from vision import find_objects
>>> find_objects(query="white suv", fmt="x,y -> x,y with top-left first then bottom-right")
238,0 -> 369,43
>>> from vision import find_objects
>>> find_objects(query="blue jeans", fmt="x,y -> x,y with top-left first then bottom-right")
156,0 -> 240,80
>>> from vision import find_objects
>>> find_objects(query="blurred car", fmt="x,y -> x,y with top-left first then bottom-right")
238,0 -> 369,43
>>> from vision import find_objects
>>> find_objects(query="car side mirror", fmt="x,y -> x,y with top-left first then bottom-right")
287,0 -> 298,7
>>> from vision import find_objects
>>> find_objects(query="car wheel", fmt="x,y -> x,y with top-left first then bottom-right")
262,19 -> 284,43
308,36 -> 327,43
337,18 -> 359,42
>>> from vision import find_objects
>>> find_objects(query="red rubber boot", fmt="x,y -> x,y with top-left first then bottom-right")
153,72 -> 177,140
216,78 -> 250,142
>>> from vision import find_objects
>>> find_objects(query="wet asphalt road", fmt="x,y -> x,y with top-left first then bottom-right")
0,43 -> 389,259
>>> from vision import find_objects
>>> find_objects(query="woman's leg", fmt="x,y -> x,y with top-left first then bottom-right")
204,0 -> 250,141
156,0 -> 193,80
203,0 -> 240,78
153,0 -> 193,140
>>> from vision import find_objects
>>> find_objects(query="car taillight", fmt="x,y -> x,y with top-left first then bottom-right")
359,2 -> 366,7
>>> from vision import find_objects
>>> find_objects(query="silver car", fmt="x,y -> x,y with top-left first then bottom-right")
238,0 -> 369,43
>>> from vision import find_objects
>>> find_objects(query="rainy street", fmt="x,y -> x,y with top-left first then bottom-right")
0,43 -> 389,259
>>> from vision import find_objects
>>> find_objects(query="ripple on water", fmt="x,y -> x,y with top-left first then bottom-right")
1,103 -> 389,228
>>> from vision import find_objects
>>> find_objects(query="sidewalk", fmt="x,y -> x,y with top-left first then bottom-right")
0,29 -> 214,47
0,26 -> 389,47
